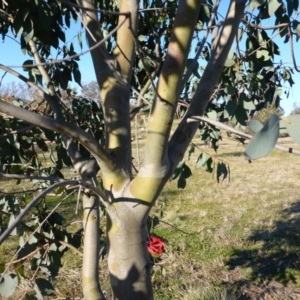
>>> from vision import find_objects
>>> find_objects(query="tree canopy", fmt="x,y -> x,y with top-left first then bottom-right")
0,0 -> 300,299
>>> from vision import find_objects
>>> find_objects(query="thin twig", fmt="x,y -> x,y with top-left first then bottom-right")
0,173 -> 66,182
135,114 -> 140,166
136,42 -> 162,106
191,142 -> 229,165
134,39 -> 160,99
0,180 -> 80,245
131,87 -> 152,106
158,219 -> 209,236
0,70 -> 7,87
5,16 -> 128,69
59,0 -> 130,16
0,188 -> 43,195
4,245 -> 46,267
0,124 -> 36,139
246,26 -> 286,57
288,24 -> 300,72
75,185 -> 82,215
0,64 -> 45,96
1,190 -> 78,281
242,19 -> 289,30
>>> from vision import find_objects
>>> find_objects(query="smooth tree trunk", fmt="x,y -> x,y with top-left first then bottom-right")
82,194 -> 106,300
107,203 -> 153,300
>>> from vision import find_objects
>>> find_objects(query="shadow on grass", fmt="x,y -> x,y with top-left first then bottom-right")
218,151 -> 244,157
226,201 -> 300,294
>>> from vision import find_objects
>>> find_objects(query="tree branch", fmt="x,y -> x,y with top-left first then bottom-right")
190,116 -> 300,155
78,0 -> 133,177
5,20 -> 128,70
288,24 -> 300,72
130,0 -> 202,205
168,0 -> 247,169
77,0 -> 124,86
0,64 -> 45,97
29,39 -> 69,124
61,0 -> 129,15
142,0 -> 202,169
0,173 -> 66,181
0,99 -> 118,174
241,19 -> 289,30
180,0 -> 220,93
114,0 -> 138,81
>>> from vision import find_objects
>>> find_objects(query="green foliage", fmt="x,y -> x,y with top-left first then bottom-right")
0,97 -> 103,298
0,191 -> 82,299
171,147 -> 230,189
35,278 -> 55,296
0,98 -> 104,175
170,161 -> 192,189
199,117 -> 222,152
1,0 -> 82,90
71,98 -> 105,147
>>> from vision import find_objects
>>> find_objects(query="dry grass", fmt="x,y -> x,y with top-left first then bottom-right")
2,130 -> 300,299
148,135 -> 300,299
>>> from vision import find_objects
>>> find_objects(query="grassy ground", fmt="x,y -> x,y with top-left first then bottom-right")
149,136 -> 300,299
1,132 -> 300,299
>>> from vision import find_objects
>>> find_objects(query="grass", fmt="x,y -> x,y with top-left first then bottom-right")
147,136 -> 300,299
1,131 -> 300,299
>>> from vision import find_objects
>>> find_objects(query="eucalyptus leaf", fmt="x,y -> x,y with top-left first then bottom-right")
23,19 -> 34,44
207,110 -> 217,120
35,278 -> 55,296
224,59 -> 235,67
245,114 -> 279,160
177,173 -> 186,189
170,161 -> 185,181
205,157 -> 213,173
242,99 -> 256,110
217,162 -> 228,183
0,273 -> 18,298
248,119 -> 263,133
248,0 -> 266,10
182,164 -> 192,178
226,100 -> 238,116
8,214 -> 17,236
268,0 -> 281,16
196,153 -> 207,168
282,115 -> 300,144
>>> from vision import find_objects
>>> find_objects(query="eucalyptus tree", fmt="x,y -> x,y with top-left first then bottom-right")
0,0 -> 300,299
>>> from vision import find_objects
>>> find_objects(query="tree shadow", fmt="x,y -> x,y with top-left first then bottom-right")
109,264 -> 152,300
226,201 -> 300,296
218,151 -> 244,157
